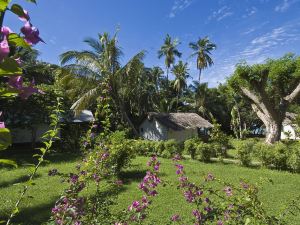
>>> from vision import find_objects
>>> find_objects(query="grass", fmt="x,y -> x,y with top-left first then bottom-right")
1,151 -> 300,224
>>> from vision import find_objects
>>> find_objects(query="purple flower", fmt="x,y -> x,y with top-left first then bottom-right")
128,201 -> 140,211
90,132 -> 96,139
224,186 -> 233,197
206,173 -> 214,181
21,21 -> 44,45
192,209 -> 202,220
8,76 -> 44,99
172,154 -> 181,161
240,182 -> 249,190
19,10 -> 30,22
1,26 -> 12,37
101,152 -> 109,160
92,174 -> 100,183
217,220 -> 224,225
0,122 -> 5,128
170,214 -> 181,222
70,174 -> 79,183
0,38 -> 9,62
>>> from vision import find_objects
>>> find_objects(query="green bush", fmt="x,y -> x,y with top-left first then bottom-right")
287,142 -> 300,173
155,141 -> 165,156
254,142 -> 274,167
131,139 -> 157,156
161,139 -> 181,158
184,138 -> 201,159
272,142 -> 290,170
234,139 -> 256,166
196,142 -> 212,162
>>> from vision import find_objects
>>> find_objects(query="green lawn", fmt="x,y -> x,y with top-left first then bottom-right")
1,152 -> 300,224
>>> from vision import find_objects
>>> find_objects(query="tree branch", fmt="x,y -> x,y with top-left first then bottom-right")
284,82 -> 300,103
240,87 -> 270,117
251,104 -> 268,126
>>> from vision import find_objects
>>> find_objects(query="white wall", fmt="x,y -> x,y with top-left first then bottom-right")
139,119 -> 168,141
11,124 -> 61,143
281,124 -> 299,140
168,128 -> 198,142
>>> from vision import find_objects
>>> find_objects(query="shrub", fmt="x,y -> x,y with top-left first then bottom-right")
155,141 -> 165,156
161,139 -> 182,158
287,142 -> 300,173
234,139 -> 256,166
131,139 -> 159,156
196,142 -> 212,162
184,138 -> 201,159
272,142 -> 290,170
254,142 -> 274,167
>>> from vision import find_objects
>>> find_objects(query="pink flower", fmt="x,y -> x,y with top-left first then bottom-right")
8,76 -> 43,99
8,76 -> 23,89
1,26 -> 12,37
224,186 -> 233,197
21,22 -> 44,45
170,214 -> 180,221
19,10 -> 30,22
192,209 -> 202,220
0,122 -> 5,128
0,38 -> 9,62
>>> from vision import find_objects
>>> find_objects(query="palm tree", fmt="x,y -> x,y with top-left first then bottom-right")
189,37 -> 216,82
189,81 -> 212,120
158,34 -> 182,82
59,32 -> 145,136
172,61 -> 189,110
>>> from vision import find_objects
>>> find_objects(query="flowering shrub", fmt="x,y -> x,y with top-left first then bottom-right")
169,155 -> 297,224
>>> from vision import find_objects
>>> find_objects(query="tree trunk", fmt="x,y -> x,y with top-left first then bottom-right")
198,69 -> 201,83
265,120 -> 282,144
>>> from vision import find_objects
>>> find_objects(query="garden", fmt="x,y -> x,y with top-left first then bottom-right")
1,0 -> 300,224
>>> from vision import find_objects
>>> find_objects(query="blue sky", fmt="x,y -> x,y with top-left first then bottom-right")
5,0 -> 300,86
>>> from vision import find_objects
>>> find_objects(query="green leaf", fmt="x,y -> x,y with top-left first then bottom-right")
0,88 -> 18,97
0,159 -> 17,167
0,57 -> 22,76
8,33 -> 31,49
0,0 -> 11,11
10,4 -> 26,18
0,128 -> 12,151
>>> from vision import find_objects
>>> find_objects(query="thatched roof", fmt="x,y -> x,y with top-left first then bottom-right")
146,112 -> 213,131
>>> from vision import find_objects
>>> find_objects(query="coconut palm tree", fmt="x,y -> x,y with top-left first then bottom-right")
58,32 -> 145,136
189,37 -> 216,82
158,34 -> 182,82
172,61 -> 189,110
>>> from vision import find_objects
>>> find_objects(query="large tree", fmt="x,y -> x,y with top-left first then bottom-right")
158,34 -> 182,82
189,37 -> 216,82
229,54 -> 300,144
59,32 -> 147,136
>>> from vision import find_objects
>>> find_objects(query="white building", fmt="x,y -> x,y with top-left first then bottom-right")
281,112 -> 299,140
139,112 -> 213,142
11,110 -> 94,144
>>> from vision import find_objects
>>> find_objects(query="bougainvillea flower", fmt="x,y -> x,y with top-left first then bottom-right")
0,122 -> 5,128
8,76 -> 23,89
18,83 -> 43,99
19,10 -> 30,22
14,57 -> 22,66
170,214 -> 180,221
0,38 -> 10,62
1,26 -> 12,37
21,22 -> 44,45
223,186 -> 233,196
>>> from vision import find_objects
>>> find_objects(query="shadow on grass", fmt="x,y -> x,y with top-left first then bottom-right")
0,151 -> 81,169
0,196 -> 59,225
0,174 -> 42,189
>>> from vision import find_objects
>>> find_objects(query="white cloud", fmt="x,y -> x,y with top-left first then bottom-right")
169,0 -> 194,18
209,6 -> 233,21
242,7 -> 257,18
241,25 -> 299,57
275,0 -> 299,12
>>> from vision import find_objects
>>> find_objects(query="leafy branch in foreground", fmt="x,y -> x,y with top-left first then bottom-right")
5,96 -> 63,225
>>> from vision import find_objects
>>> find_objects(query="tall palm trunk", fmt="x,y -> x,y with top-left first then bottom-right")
198,69 -> 201,83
